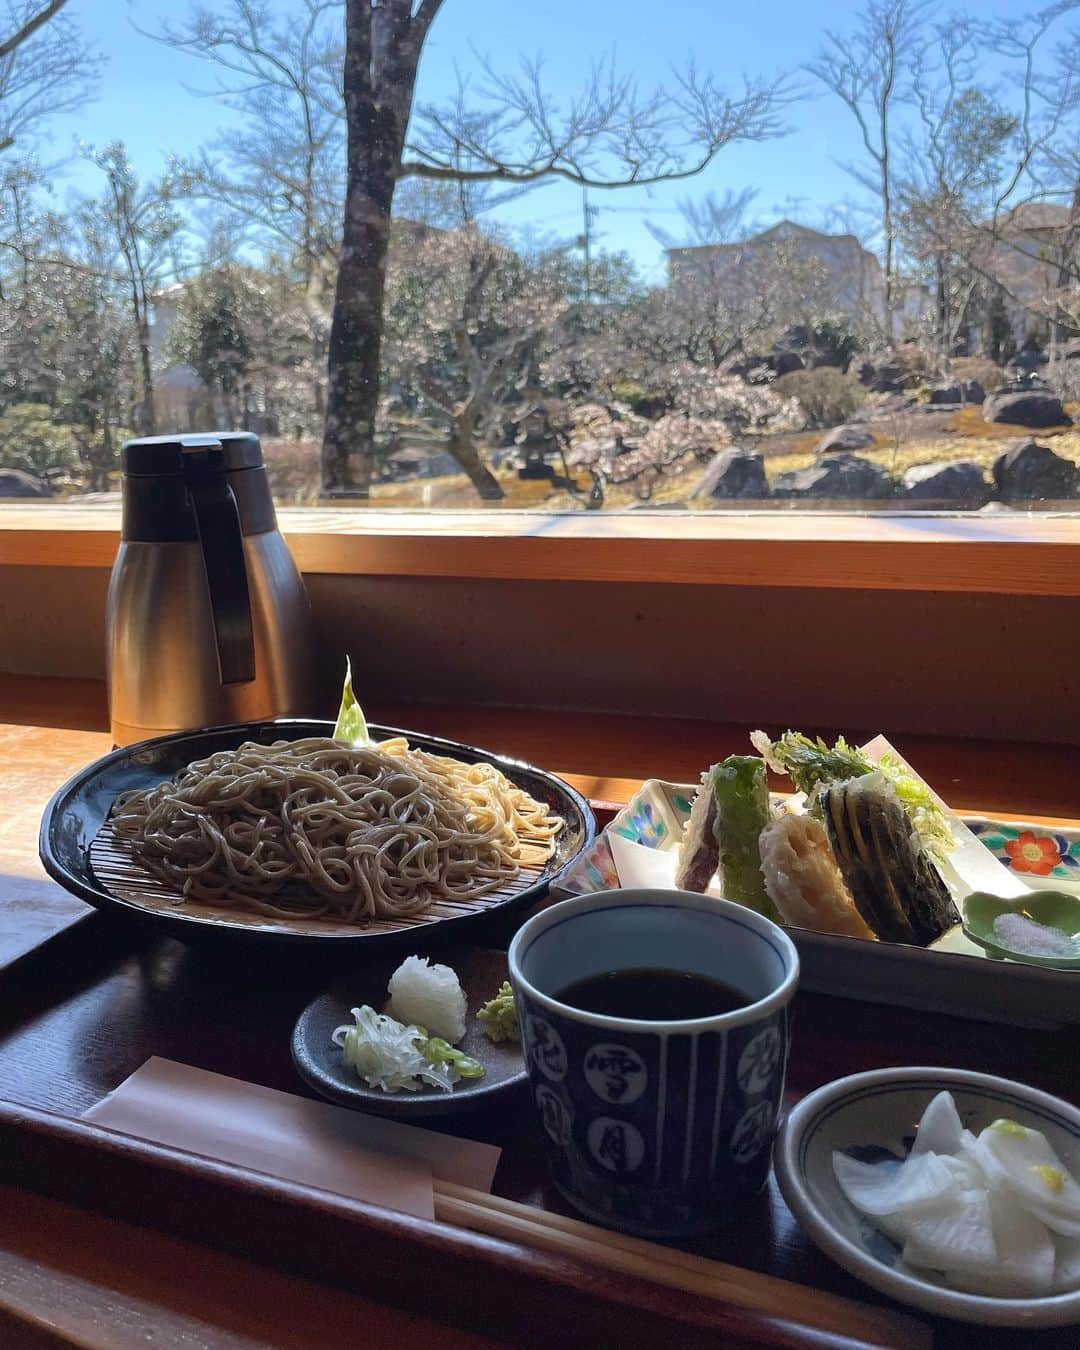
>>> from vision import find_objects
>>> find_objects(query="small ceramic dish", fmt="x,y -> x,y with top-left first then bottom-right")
774,1067 -> 1080,1327
962,891 -> 1080,970
292,946 -> 526,1118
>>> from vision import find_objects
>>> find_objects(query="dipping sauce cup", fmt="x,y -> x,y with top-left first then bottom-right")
508,888 -> 799,1237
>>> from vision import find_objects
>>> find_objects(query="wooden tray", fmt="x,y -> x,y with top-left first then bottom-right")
1,880 -> 1078,1350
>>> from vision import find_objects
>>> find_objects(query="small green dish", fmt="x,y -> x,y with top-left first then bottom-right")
963,891 -> 1080,970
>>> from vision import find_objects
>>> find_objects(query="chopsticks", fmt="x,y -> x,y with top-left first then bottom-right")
434,1181 -> 931,1350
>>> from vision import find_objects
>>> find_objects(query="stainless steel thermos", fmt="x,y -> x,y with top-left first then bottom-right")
106,432 -> 315,745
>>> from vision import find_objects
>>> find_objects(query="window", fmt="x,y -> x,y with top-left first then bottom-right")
1,1 -> 1079,516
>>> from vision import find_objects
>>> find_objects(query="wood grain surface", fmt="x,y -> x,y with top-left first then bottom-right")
0,1183 -> 510,1350
3,501 -> 1080,595
2,671 -> 1078,821
2,678 -> 1080,1348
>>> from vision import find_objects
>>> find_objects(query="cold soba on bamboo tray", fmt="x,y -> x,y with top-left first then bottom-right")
12,685 -> 1080,1346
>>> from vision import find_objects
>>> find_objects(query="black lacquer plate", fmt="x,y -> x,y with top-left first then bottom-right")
38,719 -> 594,950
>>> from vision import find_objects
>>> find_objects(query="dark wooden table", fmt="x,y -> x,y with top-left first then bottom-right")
1,675 -> 1078,1348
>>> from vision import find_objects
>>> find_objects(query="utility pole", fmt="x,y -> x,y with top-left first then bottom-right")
576,187 -> 600,298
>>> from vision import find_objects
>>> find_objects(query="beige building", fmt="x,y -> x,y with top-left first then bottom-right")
972,202 -> 1079,353
666,220 -> 927,336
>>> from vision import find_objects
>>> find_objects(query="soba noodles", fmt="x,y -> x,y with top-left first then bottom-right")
109,736 -> 563,923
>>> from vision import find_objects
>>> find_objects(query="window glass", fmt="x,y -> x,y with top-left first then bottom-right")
1,1 -> 1078,515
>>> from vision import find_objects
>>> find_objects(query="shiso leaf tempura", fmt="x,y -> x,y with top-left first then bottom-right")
751,729 -> 956,863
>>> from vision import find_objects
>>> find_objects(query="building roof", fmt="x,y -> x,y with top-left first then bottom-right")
666,219 -> 872,260
990,202 -> 1075,234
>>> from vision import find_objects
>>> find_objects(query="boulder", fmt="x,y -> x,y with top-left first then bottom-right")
982,384 -> 1072,428
815,424 -> 874,454
773,452 -> 893,500
770,350 -> 805,377
992,439 -> 1079,502
847,355 -> 905,393
691,447 -> 769,500
926,379 -> 984,406
728,351 -> 770,378
901,460 -> 992,507
632,394 -> 668,419
0,468 -> 49,498
1005,348 -> 1047,376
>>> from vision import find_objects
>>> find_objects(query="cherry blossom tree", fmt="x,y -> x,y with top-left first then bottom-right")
382,224 -> 573,499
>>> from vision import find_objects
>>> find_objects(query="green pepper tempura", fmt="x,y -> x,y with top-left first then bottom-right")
477,981 -> 520,1043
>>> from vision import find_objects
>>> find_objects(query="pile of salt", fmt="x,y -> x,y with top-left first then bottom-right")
992,912 -> 1076,958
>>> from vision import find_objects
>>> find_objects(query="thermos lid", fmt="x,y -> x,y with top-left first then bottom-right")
123,432 -> 263,477
120,431 -> 276,541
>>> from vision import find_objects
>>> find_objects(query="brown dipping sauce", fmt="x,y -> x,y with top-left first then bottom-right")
555,967 -> 750,1020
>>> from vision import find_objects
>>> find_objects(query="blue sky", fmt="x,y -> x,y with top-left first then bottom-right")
43,0 -> 1035,283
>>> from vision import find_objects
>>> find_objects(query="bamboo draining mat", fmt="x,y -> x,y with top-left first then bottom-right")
89,821 -> 547,937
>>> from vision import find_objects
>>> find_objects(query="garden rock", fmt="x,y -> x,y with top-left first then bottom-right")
0,469 -> 49,498
729,351 -> 770,378
691,447 -> 769,500
815,424 -> 874,454
901,460 -> 991,507
847,355 -> 904,393
770,350 -> 805,377
1005,348 -> 1047,376
773,452 -> 892,499
992,439 -> 1079,501
982,384 -> 1072,428
926,380 -> 984,405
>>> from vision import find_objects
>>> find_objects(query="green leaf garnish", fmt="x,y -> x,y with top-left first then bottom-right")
333,656 -> 370,745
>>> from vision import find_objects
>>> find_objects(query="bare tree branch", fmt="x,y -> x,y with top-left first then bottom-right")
0,0 -> 65,60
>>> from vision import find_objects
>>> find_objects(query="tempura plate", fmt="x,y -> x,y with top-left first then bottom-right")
553,779 -> 1080,1028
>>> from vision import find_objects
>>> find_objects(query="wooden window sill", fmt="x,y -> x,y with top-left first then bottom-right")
1,502 -> 1079,595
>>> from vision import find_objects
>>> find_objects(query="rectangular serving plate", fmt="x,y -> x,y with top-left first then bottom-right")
553,780 -> 1080,1029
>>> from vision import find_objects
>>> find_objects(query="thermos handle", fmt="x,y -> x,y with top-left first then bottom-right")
185,452 -> 256,686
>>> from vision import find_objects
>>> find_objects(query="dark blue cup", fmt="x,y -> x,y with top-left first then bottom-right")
508,888 -> 799,1237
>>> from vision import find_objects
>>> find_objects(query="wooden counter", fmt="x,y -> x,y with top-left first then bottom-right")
1,675 -> 1078,1349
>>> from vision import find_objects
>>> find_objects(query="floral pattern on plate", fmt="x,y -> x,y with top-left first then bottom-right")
556,783 -> 1080,901
968,821 -> 1080,881
613,795 -> 667,847
558,833 -> 619,894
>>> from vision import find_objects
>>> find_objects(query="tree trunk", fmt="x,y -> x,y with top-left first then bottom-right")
321,2 -> 420,497
448,403 -> 504,500
935,256 -> 947,355
321,191 -> 391,494
137,318 -> 156,435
